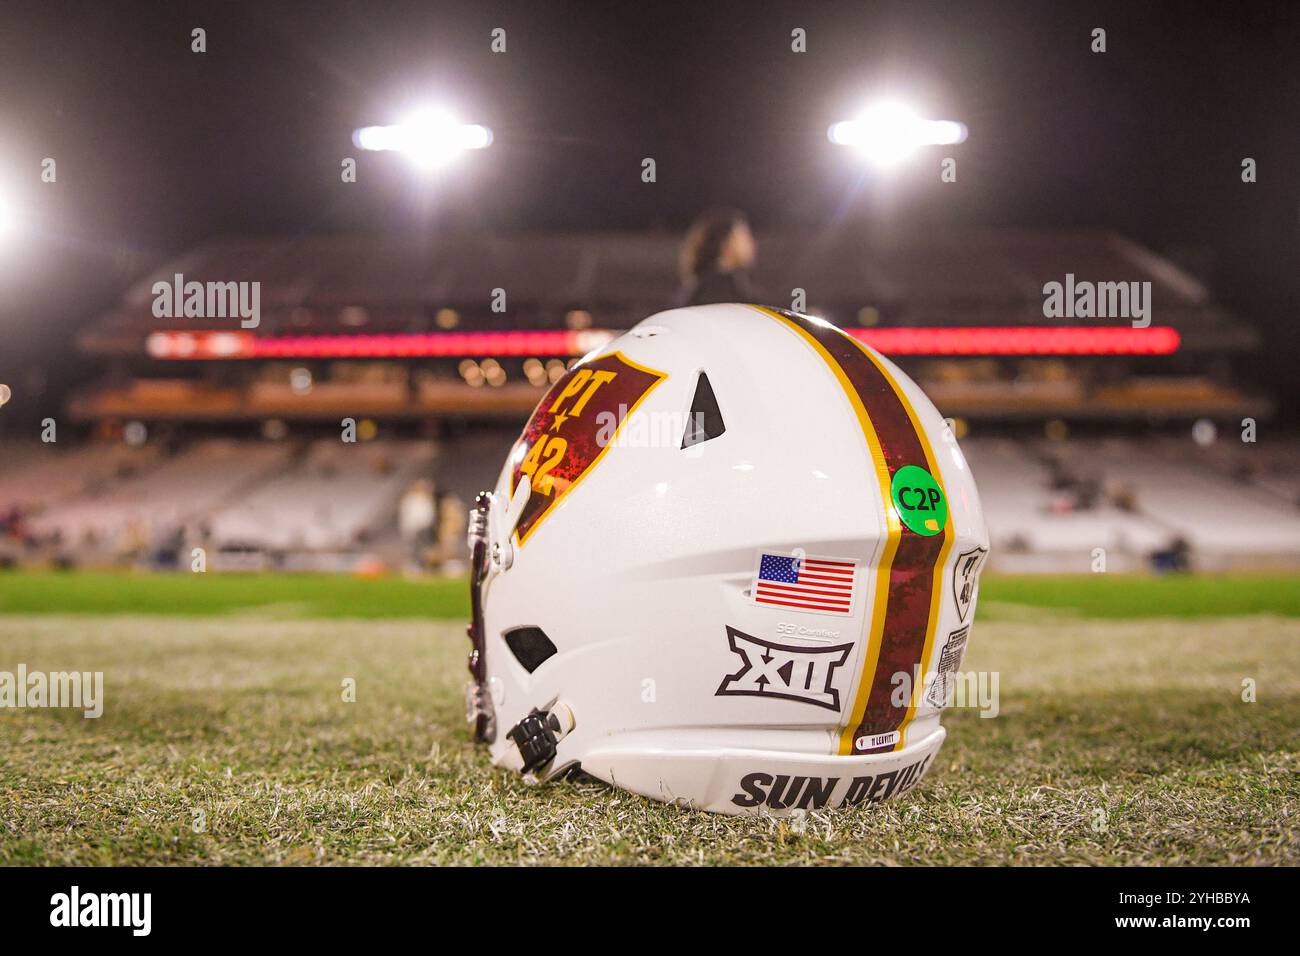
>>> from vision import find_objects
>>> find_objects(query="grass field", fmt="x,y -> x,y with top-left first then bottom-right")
0,571 -> 1296,865
1,569 -> 1297,619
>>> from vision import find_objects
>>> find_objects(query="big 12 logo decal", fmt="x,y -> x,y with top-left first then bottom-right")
510,351 -> 666,545
715,626 -> 852,711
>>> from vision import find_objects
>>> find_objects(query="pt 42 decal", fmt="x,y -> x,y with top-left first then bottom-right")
509,351 -> 666,545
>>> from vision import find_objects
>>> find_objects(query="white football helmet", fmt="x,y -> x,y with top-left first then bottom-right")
466,303 -> 988,815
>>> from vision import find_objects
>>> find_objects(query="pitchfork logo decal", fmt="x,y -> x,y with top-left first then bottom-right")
952,547 -> 988,623
715,626 -> 852,711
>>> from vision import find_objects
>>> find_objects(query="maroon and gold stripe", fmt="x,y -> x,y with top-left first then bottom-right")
751,307 -> 954,755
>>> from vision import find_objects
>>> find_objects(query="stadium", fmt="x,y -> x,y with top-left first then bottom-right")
0,0 -> 1296,884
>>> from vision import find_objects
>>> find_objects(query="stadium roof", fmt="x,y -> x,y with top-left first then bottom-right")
81,227 -> 1257,353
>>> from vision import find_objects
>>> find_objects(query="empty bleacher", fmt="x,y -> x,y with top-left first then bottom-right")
431,428 -> 517,506
27,439 -> 290,550
206,439 -> 435,552
1,431 -> 1296,571
960,438 -> 1171,571
1062,438 -> 1300,556
961,435 -> 1300,571
0,442 -> 159,512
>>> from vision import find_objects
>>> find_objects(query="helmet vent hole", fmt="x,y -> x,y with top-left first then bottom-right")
681,371 -> 726,449
503,626 -> 558,673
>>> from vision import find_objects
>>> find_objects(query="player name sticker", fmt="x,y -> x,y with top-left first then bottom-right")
855,730 -> 900,750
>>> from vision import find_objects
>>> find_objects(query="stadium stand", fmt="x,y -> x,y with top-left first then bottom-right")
25,439 -> 289,553
430,428 -> 516,506
205,439 -> 435,553
9,226 -> 1288,574
1057,438 -> 1300,560
1177,435 -> 1300,505
960,435 -> 1300,571
3,432 -> 1297,572
959,439 -> 1170,572
79,227 -> 1257,343
0,442 -> 159,512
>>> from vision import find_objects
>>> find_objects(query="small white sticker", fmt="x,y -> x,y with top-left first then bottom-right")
856,731 -> 900,750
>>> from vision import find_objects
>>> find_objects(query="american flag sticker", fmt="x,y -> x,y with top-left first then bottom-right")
751,552 -> 858,616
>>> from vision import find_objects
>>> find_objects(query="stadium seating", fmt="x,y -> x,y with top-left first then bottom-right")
25,440 -> 289,551
959,438 -> 1171,571
206,439 -> 435,551
3,433 -> 1296,571
0,442 -> 159,512
1059,438 -> 1300,556
431,428 -> 518,506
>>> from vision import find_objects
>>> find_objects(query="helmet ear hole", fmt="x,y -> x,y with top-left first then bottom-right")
503,626 -> 558,673
681,371 -> 726,448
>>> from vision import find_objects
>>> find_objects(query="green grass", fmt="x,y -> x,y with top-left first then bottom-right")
980,573 -> 1300,619
0,570 -> 467,619
1,569 -> 1297,619
0,597 -> 1296,865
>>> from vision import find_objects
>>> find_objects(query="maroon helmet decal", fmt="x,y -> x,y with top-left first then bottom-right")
754,307 -> 953,757
510,351 -> 666,545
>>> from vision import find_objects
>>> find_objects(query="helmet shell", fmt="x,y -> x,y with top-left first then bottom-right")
475,304 -> 989,814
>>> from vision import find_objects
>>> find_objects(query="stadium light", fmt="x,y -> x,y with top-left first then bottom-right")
828,101 -> 967,167
353,108 -> 493,170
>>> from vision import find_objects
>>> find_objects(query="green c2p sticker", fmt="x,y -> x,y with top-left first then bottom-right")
890,464 -> 947,536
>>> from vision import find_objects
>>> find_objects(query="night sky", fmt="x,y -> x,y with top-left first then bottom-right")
1,0 -> 1297,418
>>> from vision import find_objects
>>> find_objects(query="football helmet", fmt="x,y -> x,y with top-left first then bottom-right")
466,303 -> 988,814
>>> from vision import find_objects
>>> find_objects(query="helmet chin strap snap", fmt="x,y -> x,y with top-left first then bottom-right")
507,702 -> 575,775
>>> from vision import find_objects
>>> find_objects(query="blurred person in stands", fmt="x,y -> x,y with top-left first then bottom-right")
1,506 -> 22,541
123,516 -> 149,565
151,524 -> 185,570
1151,535 -> 1191,574
674,207 -> 758,307
435,494 -> 467,574
399,479 -> 436,573
1,506 -> 36,554
1112,483 -> 1138,513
